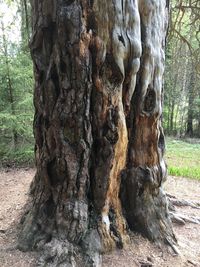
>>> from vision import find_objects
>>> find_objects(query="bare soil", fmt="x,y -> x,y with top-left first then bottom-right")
0,169 -> 199,267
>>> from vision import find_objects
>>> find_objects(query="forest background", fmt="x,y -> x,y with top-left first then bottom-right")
0,0 -> 199,178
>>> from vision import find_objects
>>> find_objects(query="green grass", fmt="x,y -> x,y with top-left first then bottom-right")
165,137 -> 200,180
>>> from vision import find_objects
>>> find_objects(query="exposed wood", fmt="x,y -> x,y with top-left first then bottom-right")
120,0 -> 175,244
168,194 -> 200,226
18,0 -> 175,265
170,212 -> 200,225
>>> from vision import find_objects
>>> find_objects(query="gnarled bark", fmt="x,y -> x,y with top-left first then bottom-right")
18,0 -> 176,266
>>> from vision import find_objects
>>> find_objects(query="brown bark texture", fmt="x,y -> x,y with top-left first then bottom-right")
18,0 -> 176,266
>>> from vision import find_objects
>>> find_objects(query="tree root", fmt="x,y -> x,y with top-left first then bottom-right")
167,194 -> 200,209
165,237 -> 180,255
167,194 -> 200,226
169,212 -> 200,225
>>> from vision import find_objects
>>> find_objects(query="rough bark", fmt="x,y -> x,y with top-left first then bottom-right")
18,0 -> 176,266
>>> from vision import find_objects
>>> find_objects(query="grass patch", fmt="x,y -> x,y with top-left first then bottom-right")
165,137 -> 200,180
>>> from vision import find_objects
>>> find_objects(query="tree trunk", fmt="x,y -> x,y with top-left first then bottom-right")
186,72 -> 195,137
20,0 -> 31,42
197,90 -> 200,137
1,21 -> 18,149
18,0 -> 176,265
170,99 -> 175,134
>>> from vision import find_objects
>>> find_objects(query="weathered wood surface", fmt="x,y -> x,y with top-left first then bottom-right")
18,1 -> 175,266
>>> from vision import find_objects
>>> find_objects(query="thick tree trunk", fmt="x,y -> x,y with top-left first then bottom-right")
18,0 -> 175,265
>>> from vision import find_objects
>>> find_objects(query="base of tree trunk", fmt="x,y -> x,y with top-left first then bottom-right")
17,174 -> 128,266
18,171 -> 176,267
18,201 -> 104,266
120,167 -> 176,246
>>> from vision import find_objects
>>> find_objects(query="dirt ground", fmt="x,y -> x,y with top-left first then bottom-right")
0,169 -> 199,267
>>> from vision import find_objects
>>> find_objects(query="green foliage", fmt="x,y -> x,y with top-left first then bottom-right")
164,0 -> 200,137
0,0 -> 34,166
0,51 -> 34,165
165,138 -> 200,180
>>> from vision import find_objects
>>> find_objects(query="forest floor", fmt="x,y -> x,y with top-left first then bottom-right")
0,168 -> 199,267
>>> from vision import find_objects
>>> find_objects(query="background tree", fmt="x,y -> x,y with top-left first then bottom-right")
0,0 -> 34,165
17,1 -> 176,266
164,0 -> 200,137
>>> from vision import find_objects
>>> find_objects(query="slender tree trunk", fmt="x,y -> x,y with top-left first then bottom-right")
169,71 -> 178,135
197,89 -> 200,137
170,99 -> 175,134
23,0 -> 30,40
18,1 -> 175,265
174,105 -> 179,135
7,69 -> 18,147
20,0 -> 31,43
186,72 -> 195,137
197,120 -> 200,138
167,94 -> 171,134
1,22 -> 17,148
